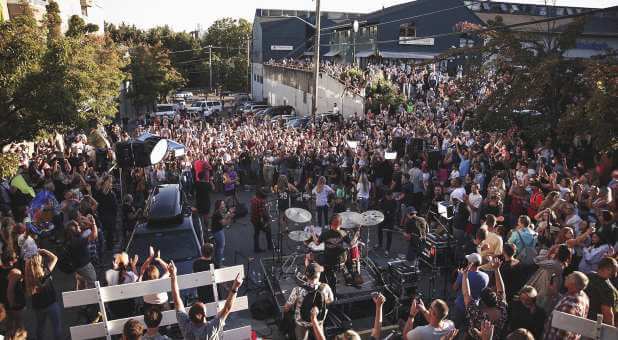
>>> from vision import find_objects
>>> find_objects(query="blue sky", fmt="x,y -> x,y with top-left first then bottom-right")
96,0 -> 618,32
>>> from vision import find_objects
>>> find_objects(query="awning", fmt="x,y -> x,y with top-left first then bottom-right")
324,50 -> 341,57
355,50 -> 375,58
379,51 -> 438,59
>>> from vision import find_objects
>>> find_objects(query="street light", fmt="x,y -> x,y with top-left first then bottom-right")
352,20 -> 359,65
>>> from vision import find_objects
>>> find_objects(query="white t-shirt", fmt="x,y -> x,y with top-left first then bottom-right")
105,269 -> 138,286
450,187 -> 466,203
356,182 -> 371,199
407,320 -> 455,340
468,192 -> 483,224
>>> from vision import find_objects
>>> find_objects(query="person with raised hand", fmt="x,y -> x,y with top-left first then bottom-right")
170,260 -> 243,339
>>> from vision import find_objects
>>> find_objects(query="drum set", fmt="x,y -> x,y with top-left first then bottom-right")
276,207 -> 385,280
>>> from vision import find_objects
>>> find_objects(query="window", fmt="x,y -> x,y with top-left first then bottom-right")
399,23 -> 416,38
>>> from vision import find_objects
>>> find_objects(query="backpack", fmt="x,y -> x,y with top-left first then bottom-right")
516,230 -> 537,265
300,284 -> 327,323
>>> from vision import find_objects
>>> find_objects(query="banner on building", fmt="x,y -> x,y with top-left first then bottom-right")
271,45 -> 294,51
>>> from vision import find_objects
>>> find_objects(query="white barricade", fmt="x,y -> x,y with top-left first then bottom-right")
63,264 -> 251,340
551,311 -> 618,340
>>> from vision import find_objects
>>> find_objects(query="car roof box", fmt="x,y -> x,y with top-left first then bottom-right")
145,184 -> 183,225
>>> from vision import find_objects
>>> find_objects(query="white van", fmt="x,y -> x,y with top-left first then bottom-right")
188,100 -> 223,117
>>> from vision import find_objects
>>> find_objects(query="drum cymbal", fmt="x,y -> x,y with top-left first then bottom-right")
360,210 -> 385,226
307,241 -> 325,252
288,230 -> 311,242
285,208 -> 312,223
339,211 -> 363,227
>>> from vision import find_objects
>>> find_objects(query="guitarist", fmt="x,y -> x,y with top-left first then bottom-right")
284,263 -> 334,340
402,206 -> 428,267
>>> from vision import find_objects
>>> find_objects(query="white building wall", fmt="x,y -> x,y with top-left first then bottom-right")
251,63 -> 264,102
262,66 -> 364,118
57,0 -> 103,34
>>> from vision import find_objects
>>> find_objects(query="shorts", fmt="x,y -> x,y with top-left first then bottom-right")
76,262 -> 96,288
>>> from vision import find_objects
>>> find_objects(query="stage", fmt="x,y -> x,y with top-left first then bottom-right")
259,255 -> 380,311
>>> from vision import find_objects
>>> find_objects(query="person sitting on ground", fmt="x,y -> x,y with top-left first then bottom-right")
122,318 -> 144,340
143,307 -> 171,340
404,297 -> 455,339
170,260 -> 242,339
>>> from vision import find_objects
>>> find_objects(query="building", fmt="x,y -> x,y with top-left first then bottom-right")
4,0 -> 103,33
1,0 -> 9,22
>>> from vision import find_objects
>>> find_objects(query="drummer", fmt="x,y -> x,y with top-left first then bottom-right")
311,214 -> 354,296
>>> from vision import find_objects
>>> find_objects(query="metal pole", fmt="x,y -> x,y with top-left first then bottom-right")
312,0 -> 321,124
209,45 -> 213,93
353,32 -> 356,65
246,39 -> 251,94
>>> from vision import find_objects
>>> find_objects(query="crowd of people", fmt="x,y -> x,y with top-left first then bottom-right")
0,53 -> 616,340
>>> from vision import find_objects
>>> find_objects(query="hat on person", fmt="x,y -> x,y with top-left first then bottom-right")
465,253 -> 482,265
306,262 -> 324,276
406,206 -> 417,215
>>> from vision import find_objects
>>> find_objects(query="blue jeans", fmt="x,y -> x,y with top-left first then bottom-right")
316,205 -> 329,228
358,197 -> 369,212
213,229 -> 225,266
35,302 -> 62,340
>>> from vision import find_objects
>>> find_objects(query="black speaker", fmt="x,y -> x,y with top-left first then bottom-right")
115,137 -> 168,168
115,142 -> 134,168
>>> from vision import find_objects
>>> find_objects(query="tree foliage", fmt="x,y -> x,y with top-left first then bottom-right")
446,15 -> 617,151
0,2 -> 125,146
105,18 -> 251,91
126,43 -> 186,110
66,15 -> 99,37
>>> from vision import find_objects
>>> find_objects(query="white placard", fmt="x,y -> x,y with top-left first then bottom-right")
346,140 -> 359,149
399,37 -> 435,45
385,152 -> 397,160
271,45 -> 294,51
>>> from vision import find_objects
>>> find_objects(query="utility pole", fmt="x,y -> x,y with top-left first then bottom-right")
247,37 -> 251,94
209,45 -> 213,94
312,0 -> 321,125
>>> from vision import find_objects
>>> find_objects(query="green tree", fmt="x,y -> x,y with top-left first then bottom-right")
66,15 -> 99,37
0,4 -> 45,145
23,33 -> 126,134
45,0 -> 61,41
126,43 -> 186,110
445,15 -> 616,150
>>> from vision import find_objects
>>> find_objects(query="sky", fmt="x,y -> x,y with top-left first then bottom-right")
95,0 -> 618,32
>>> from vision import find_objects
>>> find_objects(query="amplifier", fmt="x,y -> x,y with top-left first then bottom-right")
421,233 -> 456,269
387,260 -> 419,298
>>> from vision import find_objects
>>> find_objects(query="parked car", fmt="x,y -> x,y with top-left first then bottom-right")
259,105 -> 296,118
242,104 -> 269,115
153,104 -> 177,118
126,184 -> 202,295
317,112 -> 343,124
188,100 -> 223,117
269,114 -> 298,128
174,91 -> 193,100
285,117 -> 311,129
